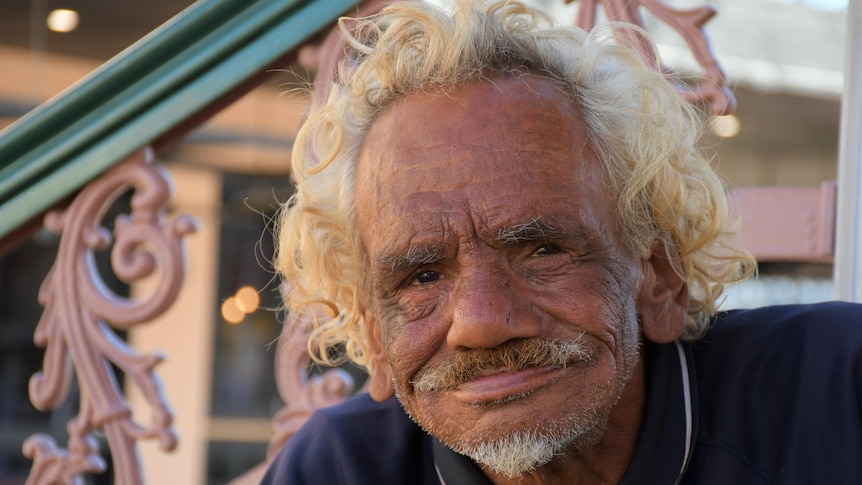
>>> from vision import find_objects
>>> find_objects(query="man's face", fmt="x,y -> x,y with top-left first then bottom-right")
354,76 -> 647,474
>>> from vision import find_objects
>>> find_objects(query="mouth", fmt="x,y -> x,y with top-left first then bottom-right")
410,337 -> 594,405
448,364 -> 567,406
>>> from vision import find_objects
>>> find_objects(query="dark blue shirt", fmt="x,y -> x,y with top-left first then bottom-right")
262,302 -> 862,484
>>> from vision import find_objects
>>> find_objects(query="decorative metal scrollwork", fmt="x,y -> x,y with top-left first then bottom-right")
24,147 -> 197,485
572,0 -> 735,115
266,294 -> 367,460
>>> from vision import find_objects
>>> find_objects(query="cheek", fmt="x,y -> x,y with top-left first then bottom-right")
588,262 -> 643,367
379,308 -> 448,388
530,261 -> 641,344
374,282 -> 453,382
588,268 -> 639,324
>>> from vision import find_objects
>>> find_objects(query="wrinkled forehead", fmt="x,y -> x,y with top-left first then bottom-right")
357,73 -> 589,174
352,74 -> 616,262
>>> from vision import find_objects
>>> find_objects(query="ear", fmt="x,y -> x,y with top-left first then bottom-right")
364,310 -> 395,402
638,243 -> 689,343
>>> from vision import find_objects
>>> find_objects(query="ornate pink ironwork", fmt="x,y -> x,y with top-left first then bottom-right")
571,0 -> 735,115
266,292 -> 367,460
24,147 -> 197,485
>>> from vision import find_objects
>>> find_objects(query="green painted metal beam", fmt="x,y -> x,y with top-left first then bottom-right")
0,0 -> 361,239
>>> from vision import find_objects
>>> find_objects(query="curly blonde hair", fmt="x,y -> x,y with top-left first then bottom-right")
275,0 -> 755,369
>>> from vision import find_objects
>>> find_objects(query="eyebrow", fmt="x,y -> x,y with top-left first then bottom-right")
496,218 -> 568,245
374,219 -> 573,273
376,243 -> 444,273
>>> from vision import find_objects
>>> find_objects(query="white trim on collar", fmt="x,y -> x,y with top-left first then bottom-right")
674,339 -> 694,484
435,463 -> 447,485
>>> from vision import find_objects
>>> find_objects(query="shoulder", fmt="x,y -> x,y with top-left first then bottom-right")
711,299 -> 862,328
313,389 -> 414,430
261,393 -> 438,485
697,301 -> 862,354
691,301 -> 862,393
684,302 -> 862,483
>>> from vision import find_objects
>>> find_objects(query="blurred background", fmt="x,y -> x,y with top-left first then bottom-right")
0,0 -> 849,483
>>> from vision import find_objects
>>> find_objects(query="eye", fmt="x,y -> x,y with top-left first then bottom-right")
533,243 -> 560,257
412,270 -> 440,285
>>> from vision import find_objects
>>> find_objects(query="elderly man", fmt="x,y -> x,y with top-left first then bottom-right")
262,0 -> 862,483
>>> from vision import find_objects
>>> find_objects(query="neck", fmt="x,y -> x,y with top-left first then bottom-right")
482,358 -> 646,485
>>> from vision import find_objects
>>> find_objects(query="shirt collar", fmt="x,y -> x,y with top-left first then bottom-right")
434,438 -> 492,485
433,340 -> 698,484
619,340 -> 698,484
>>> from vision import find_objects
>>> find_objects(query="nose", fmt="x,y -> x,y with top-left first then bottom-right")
447,265 -> 541,350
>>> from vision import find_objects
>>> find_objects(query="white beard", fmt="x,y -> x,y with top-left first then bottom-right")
467,431 -> 559,478
450,412 -> 605,478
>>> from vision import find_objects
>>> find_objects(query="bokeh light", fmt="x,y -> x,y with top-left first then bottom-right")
235,286 -> 260,314
47,9 -> 79,33
221,297 -> 245,324
712,114 -> 741,138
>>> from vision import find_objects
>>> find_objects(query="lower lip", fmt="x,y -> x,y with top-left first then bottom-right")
449,365 -> 565,405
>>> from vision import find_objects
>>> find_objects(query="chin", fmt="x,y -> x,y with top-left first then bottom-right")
400,387 -> 613,478
452,406 -> 610,479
